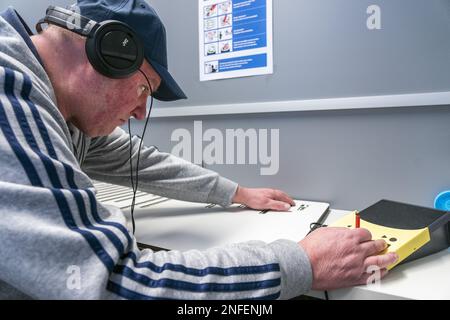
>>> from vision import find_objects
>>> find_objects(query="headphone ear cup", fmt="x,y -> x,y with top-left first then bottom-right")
85,21 -> 144,79
85,36 -> 108,76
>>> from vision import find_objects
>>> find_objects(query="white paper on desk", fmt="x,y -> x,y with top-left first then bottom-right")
129,199 -> 329,251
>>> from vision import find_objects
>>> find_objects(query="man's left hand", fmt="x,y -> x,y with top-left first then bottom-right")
232,186 -> 296,211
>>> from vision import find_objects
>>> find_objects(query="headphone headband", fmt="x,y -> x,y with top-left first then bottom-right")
37,5 -> 144,79
36,5 -> 97,36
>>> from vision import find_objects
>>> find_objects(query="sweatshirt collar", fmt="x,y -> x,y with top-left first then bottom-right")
0,7 -> 44,67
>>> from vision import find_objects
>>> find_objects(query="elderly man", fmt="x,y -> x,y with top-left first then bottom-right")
0,0 -> 397,299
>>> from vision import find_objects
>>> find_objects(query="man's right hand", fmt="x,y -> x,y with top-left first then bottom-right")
299,227 -> 399,291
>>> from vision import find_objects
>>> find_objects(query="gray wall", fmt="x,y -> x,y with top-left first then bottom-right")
144,0 -> 450,210
153,0 -> 450,108
5,0 -> 450,210
132,106 -> 450,211
0,0 -> 72,26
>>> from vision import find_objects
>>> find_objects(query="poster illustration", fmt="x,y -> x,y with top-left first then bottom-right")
199,0 -> 273,81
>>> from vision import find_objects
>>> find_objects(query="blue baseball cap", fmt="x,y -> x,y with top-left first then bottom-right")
76,0 -> 186,101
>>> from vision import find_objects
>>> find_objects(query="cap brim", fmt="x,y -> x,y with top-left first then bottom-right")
147,59 -> 187,101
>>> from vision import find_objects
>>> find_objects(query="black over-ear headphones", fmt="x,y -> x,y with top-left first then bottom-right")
36,5 -> 144,79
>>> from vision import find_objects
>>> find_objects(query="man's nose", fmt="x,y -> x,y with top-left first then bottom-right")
132,102 -> 147,120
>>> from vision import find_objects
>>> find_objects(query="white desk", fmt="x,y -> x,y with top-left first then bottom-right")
308,210 -> 450,300
94,182 -> 450,300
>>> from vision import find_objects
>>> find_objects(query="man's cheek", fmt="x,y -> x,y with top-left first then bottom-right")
116,90 -> 136,107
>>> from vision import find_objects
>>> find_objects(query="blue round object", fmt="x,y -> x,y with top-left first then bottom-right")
434,191 -> 450,211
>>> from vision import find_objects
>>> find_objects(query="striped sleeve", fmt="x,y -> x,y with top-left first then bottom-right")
0,67 -> 312,299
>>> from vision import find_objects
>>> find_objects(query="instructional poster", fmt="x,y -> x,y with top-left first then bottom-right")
199,0 -> 273,81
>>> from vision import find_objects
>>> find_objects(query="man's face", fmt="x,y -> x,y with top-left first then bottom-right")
70,60 -> 161,137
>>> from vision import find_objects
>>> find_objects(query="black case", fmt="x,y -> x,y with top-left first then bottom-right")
360,199 -> 450,263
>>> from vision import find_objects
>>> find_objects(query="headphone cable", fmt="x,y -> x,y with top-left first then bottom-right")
128,69 -> 154,235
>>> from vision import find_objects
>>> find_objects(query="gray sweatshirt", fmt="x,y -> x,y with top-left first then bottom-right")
0,7 -> 312,300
